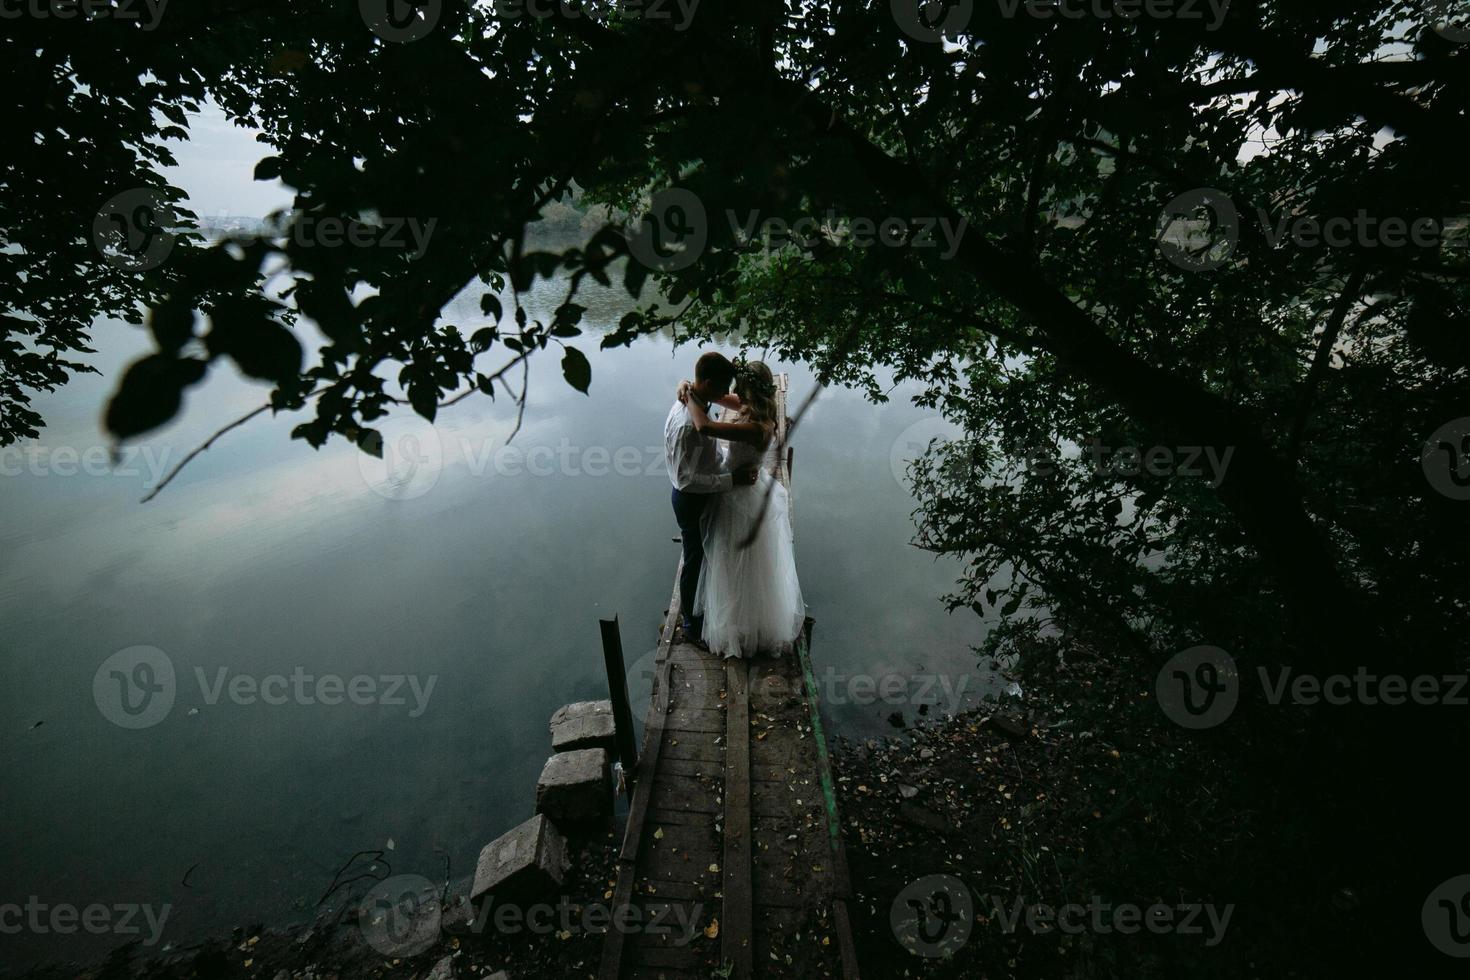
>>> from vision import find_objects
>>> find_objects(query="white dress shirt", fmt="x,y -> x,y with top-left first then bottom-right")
665,398 -> 732,493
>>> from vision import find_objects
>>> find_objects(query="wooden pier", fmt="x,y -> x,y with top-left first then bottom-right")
598,376 -> 860,980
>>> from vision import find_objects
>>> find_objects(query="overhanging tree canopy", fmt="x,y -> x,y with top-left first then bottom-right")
3,0 -> 1466,655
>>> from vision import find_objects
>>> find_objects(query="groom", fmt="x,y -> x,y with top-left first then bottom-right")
664,351 -> 758,645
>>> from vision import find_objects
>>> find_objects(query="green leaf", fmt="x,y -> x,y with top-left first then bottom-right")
291,419 -> 331,449
561,346 -> 592,394
624,259 -> 648,298
470,327 -> 498,352
207,312 -> 303,383
104,354 -> 208,440
149,300 -> 195,354
480,293 -> 503,322
356,427 -> 384,458
254,156 -> 283,181
408,383 -> 438,422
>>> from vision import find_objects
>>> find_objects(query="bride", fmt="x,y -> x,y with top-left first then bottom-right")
677,360 -> 806,659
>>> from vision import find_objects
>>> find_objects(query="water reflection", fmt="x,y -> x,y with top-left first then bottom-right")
0,275 -> 995,970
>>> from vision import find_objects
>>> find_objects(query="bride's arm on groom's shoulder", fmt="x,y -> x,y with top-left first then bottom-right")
686,397 -> 765,445
675,380 -> 740,411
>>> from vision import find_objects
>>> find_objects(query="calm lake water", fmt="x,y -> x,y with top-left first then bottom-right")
0,262 -> 1004,968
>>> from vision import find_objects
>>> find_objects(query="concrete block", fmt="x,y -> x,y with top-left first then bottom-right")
549,700 -> 617,753
535,747 -> 611,824
470,813 -> 567,906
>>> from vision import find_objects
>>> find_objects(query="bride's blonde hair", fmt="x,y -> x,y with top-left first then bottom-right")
733,360 -> 779,446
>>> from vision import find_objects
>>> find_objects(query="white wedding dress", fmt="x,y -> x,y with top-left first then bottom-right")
693,437 -> 806,659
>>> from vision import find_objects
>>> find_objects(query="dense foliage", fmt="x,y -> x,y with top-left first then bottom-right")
4,0 -> 1467,970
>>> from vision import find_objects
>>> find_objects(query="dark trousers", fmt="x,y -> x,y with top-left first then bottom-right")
670,486 -> 709,635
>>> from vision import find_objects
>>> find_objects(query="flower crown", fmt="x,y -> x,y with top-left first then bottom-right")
732,358 -> 776,397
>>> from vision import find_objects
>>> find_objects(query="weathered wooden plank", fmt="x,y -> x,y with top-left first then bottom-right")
722,657 -> 754,979
649,781 -> 722,816
628,965 -> 705,980
661,706 -> 728,733
646,806 -> 719,828
639,819 -> 720,853
626,878 -> 716,903
631,946 -> 703,968
600,560 -> 689,980
657,757 -> 724,780
658,731 -> 724,762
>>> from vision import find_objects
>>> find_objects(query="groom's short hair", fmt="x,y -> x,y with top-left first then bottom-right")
694,352 -> 736,386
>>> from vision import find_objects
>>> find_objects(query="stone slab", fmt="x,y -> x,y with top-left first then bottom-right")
535,747 -> 611,824
550,700 -> 617,752
470,813 -> 567,906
